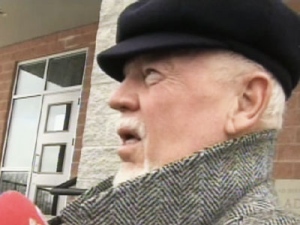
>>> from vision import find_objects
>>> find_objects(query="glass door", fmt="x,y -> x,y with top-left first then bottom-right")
0,50 -> 86,215
28,91 -> 80,215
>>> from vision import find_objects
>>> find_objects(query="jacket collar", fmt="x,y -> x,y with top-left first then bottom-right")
61,130 -> 277,225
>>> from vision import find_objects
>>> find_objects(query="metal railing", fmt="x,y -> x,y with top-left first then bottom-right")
0,179 -> 27,194
35,186 -> 59,216
47,177 -> 86,225
50,177 -> 86,196
37,177 -> 86,216
0,177 -> 85,216
47,176 -> 113,225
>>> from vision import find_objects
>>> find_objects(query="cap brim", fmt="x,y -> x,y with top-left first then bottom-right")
97,33 -> 226,82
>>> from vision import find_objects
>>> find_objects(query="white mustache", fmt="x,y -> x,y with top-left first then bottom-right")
117,117 -> 146,139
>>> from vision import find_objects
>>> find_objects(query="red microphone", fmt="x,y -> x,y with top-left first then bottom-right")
0,191 -> 48,225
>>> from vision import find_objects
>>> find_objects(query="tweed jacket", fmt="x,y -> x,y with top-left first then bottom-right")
60,130 -> 300,224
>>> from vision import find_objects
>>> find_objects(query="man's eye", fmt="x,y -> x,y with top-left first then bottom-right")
143,69 -> 162,85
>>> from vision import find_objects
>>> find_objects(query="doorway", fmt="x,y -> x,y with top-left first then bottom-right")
0,50 -> 86,215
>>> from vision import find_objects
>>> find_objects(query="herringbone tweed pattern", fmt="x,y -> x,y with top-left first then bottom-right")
61,130 -> 300,224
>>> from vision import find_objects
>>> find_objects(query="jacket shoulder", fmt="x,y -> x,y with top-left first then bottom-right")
223,210 -> 300,225
217,181 -> 300,225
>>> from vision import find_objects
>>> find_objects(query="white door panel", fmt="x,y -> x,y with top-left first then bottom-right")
28,90 -> 80,214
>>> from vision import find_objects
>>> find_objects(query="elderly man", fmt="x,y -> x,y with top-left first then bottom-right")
56,0 -> 300,224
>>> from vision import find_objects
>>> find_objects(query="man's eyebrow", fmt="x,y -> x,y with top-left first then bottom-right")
123,55 -> 162,74
123,51 -> 178,77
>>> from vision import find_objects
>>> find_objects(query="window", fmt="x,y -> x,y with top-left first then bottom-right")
15,61 -> 46,95
39,145 -> 66,173
0,171 -> 28,194
3,97 -> 41,168
46,53 -> 86,91
46,103 -> 72,132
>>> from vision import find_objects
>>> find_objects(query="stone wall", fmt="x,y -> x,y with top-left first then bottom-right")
77,0 -> 135,188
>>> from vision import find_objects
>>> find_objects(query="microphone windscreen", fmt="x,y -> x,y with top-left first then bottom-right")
0,191 -> 48,225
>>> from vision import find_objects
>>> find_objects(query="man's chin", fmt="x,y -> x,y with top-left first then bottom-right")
113,165 -> 150,187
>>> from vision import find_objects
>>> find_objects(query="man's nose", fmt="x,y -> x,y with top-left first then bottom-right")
109,80 -> 139,112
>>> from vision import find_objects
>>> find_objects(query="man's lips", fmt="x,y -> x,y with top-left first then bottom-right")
117,127 -> 142,145
117,127 -> 142,161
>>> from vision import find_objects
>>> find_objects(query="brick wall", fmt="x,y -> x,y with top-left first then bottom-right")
275,85 -> 300,179
273,0 -> 300,180
0,23 -> 98,178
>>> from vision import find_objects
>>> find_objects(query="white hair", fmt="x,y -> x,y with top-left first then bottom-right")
258,77 -> 286,130
210,50 -> 286,130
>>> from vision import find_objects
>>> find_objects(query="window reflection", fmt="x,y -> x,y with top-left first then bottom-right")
4,97 -> 41,168
46,103 -> 72,132
0,171 -> 28,194
16,61 -> 46,95
46,53 -> 86,91
40,145 -> 66,173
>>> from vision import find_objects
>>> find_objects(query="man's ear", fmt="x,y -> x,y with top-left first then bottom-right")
225,72 -> 272,136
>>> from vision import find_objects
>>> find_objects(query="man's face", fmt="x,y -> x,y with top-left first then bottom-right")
109,51 -> 237,186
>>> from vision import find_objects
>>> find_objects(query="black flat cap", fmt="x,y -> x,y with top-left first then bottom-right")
97,0 -> 300,98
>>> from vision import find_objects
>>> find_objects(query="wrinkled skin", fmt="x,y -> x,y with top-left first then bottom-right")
109,51 -> 239,186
